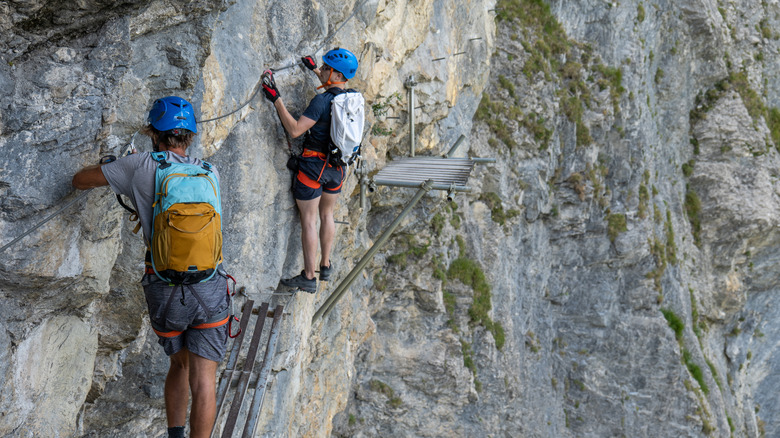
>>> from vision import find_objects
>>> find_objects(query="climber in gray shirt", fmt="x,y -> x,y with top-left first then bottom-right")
72,96 -> 227,438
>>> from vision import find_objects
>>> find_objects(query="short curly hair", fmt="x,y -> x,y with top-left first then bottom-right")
141,124 -> 196,149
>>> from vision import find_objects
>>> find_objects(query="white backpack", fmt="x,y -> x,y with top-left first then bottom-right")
328,89 -> 365,167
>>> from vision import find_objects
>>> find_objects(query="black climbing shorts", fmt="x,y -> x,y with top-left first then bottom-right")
141,269 -> 230,362
292,151 -> 344,201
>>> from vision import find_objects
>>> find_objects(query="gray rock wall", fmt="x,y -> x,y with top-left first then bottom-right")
335,0 -> 780,437
2,0 -> 780,437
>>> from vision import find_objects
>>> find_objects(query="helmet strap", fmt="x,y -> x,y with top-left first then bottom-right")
316,69 -> 346,90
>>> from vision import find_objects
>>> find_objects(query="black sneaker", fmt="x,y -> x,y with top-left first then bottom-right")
281,271 -> 316,293
319,263 -> 333,281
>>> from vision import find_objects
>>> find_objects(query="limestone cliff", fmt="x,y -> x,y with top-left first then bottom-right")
1,0 -> 779,437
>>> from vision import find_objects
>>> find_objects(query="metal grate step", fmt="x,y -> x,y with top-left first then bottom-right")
373,157 -> 476,191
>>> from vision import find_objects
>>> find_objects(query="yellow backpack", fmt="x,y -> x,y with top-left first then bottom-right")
149,152 -> 222,284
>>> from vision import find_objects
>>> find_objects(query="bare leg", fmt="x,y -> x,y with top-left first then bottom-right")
318,192 -> 339,269
188,351 -> 219,438
165,349 -> 190,428
296,197 -> 321,279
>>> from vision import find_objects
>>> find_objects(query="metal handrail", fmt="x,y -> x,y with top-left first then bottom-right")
312,180 -> 434,322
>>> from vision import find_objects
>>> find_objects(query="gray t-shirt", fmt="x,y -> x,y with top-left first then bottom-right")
101,151 -> 220,245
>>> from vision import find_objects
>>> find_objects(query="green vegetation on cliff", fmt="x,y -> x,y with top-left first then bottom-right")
480,0 -> 625,152
448,256 -> 506,350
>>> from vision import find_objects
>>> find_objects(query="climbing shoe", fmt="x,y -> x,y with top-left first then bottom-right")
281,271 -> 316,293
319,263 -> 333,281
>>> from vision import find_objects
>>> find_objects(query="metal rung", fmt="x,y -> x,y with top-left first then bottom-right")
378,167 -> 473,173
375,172 -> 469,180
377,171 -> 471,178
381,161 -> 475,167
375,178 -> 469,187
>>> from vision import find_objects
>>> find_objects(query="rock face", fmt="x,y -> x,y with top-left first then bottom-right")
2,0 -> 780,437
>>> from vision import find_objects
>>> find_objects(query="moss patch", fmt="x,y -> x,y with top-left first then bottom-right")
432,213 -> 446,236
683,349 -> 709,395
497,0 -> 570,57
684,187 -> 702,246
368,379 -> 402,407
637,3 -> 646,22
681,160 -> 695,177
768,107 -> 780,147
388,235 -> 430,268
448,256 -> 505,350
449,258 -> 491,322
480,192 -> 520,226
475,93 -> 519,149
607,213 -> 628,243
661,308 -> 684,342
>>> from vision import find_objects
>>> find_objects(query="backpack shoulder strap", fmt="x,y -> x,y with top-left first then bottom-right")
326,87 -> 346,96
150,151 -> 170,169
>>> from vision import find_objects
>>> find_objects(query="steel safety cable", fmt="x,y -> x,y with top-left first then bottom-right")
198,0 -> 371,125
0,135 -> 139,254
1,0 -> 371,254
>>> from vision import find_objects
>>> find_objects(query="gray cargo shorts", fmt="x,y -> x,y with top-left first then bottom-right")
141,269 -> 230,362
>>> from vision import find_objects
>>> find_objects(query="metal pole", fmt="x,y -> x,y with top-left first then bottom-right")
445,135 -> 466,157
360,176 -> 367,210
372,179 -> 472,192
312,180 -> 434,322
243,305 -> 284,438
406,76 -> 417,157
469,157 -> 497,163
357,161 -> 368,210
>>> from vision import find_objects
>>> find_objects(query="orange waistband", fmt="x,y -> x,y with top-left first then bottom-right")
145,266 -> 155,275
302,149 -> 327,159
153,328 -> 183,338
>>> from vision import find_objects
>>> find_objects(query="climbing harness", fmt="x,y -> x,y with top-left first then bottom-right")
148,269 -> 242,340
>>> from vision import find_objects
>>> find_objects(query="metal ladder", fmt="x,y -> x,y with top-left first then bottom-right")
210,301 -> 284,438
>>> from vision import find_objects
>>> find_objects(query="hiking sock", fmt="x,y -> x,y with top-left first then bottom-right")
168,426 -> 185,438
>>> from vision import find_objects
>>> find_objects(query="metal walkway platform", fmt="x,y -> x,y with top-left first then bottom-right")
314,155 -> 488,322
211,301 -> 284,438
372,157 -> 476,192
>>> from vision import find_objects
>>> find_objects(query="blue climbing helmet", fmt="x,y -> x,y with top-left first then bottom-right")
147,96 -> 198,134
323,48 -> 358,80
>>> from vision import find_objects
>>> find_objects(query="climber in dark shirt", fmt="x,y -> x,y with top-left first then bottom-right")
262,48 -> 359,293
